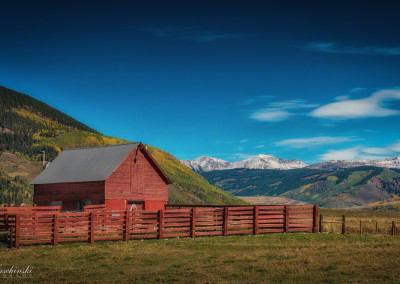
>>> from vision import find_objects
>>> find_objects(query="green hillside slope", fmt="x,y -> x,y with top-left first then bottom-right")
202,167 -> 400,208
0,85 -> 245,206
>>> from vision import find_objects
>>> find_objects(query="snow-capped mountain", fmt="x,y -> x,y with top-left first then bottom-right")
231,154 -> 307,170
309,155 -> 400,170
181,154 -> 308,172
183,155 -> 400,172
181,156 -> 231,172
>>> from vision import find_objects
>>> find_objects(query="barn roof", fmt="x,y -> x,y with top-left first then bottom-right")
31,143 -> 141,185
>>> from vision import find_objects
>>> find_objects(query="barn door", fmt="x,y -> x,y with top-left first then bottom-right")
128,201 -> 144,210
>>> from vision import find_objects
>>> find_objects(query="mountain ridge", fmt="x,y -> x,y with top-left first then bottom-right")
183,154 -> 400,172
182,155 -> 308,172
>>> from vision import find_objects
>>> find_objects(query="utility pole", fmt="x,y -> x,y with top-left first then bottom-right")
42,151 -> 46,169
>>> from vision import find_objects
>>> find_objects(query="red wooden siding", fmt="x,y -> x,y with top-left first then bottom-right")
34,181 -> 105,211
105,148 -> 168,207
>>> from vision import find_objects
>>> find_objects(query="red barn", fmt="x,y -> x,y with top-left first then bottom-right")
31,143 -> 171,211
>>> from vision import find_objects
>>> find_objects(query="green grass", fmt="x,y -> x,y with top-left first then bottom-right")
38,130 -> 129,152
1,233 -> 400,283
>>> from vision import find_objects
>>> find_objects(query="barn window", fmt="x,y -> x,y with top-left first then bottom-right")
50,201 -> 62,208
78,200 -> 91,212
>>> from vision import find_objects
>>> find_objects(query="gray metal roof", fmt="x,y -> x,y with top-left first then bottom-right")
31,143 -> 139,185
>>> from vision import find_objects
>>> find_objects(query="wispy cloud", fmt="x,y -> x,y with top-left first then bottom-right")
310,89 -> 400,119
230,153 -> 256,161
274,136 -> 361,148
250,99 -> 318,122
141,26 -> 246,42
216,139 -> 249,144
303,42 -> 400,56
255,145 -> 264,148
319,140 -> 400,161
248,88 -> 400,122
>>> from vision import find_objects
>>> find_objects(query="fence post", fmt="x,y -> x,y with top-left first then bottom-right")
392,221 -> 396,236
312,205 -> 318,233
53,214 -> 58,246
284,206 -> 289,233
223,207 -> 229,236
319,214 -> 323,233
376,222 -> 378,234
342,215 -> 346,234
158,210 -> 164,239
15,215 -> 20,249
360,220 -> 362,235
34,212 -> 38,234
9,227 -> 14,248
191,208 -> 196,239
254,206 -> 259,235
124,210 -> 129,242
90,212 -> 95,244
5,213 -> 8,231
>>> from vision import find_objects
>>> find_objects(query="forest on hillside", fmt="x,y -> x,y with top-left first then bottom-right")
0,170 -> 32,206
0,86 -> 100,161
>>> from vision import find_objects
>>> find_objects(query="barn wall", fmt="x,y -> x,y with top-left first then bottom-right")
34,181 -> 105,211
105,148 -> 168,207
105,199 -> 127,211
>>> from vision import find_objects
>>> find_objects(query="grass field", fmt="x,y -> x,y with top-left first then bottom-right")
320,209 -> 400,235
1,233 -> 400,283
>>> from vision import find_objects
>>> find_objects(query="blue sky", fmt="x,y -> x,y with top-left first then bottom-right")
1,1 -> 400,164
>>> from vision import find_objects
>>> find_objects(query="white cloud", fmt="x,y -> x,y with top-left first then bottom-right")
250,109 -> 292,122
250,99 -> 317,122
310,89 -> 400,119
274,136 -> 360,148
235,146 -> 244,151
362,147 -> 392,155
239,140 -> 249,143
303,42 -> 400,56
334,96 -> 350,101
319,140 -> 400,161
388,141 -> 400,152
319,147 -> 362,160
255,145 -> 265,148
231,153 -> 255,160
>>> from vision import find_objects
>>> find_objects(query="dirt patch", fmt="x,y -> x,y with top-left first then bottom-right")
238,196 -> 310,205
0,152 -> 42,181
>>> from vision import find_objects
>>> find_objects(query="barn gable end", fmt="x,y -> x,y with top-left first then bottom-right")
105,146 -> 169,210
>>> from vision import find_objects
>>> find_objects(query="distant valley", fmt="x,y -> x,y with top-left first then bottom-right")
201,167 -> 400,208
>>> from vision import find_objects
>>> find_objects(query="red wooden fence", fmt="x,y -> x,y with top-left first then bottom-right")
1,205 -> 318,249
83,204 -> 107,212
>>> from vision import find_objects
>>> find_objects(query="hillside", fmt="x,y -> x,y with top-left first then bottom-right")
202,167 -> 400,208
0,86 -> 245,206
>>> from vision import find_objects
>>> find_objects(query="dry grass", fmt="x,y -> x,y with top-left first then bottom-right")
1,233 -> 400,283
0,152 -> 42,182
320,209 -> 400,235
238,196 -> 310,205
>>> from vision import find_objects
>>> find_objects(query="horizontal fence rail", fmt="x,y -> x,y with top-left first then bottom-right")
83,204 -> 107,212
0,206 -> 60,213
319,214 -> 398,236
1,205 -> 318,249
